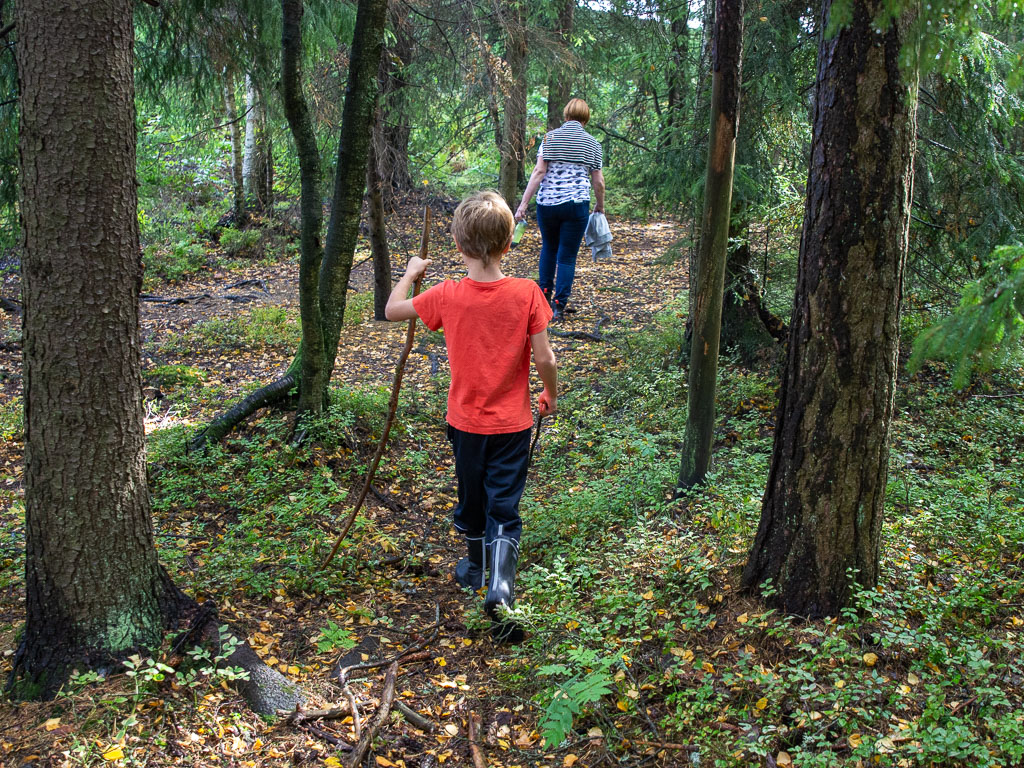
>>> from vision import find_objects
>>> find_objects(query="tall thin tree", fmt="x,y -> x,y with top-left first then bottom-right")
677,0 -> 744,490
742,0 -> 920,616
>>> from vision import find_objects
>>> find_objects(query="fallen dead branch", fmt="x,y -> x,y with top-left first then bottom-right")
337,603 -> 440,684
548,329 -> 607,342
634,740 -> 700,752
346,660 -> 398,768
395,700 -> 436,733
284,704 -> 352,725
468,712 -> 487,768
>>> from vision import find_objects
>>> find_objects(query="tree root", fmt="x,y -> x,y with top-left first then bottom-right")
468,712 -> 487,768
346,661 -> 398,768
188,608 -> 306,717
189,373 -> 296,452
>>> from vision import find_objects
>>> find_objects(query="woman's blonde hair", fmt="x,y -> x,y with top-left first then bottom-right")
451,190 -> 514,265
563,98 -> 590,125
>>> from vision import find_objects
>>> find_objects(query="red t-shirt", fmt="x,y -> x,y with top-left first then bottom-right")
413,276 -> 552,434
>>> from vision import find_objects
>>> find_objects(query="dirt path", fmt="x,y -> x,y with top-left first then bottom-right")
0,210 -> 687,767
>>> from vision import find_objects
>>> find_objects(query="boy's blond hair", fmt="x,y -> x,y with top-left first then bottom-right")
451,190 -> 514,265
563,98 -> 590,125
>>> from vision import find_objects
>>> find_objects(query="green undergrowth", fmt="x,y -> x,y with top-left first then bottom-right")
146,385 -> 399,599
160,306 -> 300,354
495,305 -> 1024,766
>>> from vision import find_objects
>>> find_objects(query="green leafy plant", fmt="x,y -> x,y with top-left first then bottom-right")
910,245 -> 1024,387
537,649 -> 618,748
316,620 -> 357,653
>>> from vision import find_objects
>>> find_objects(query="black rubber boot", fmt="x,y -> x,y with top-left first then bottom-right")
485,536 -> 523,643
454,535 -> 486,590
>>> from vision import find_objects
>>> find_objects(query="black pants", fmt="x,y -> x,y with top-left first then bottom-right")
447,424 -> 531,545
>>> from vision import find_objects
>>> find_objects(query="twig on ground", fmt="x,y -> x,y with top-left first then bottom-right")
395,700 -> 436,733
285,705 -> 352,724
345,688 -> 362,742
337,603 -> 440,684
224,278 -> 269,292
972,393 -> 1024,399
623,663 -> 662,741
301,721 -> 352,749
370,484 -> 411,514
633,740 -> 699,752
468,712 -> 487,768
347,661 -> 398,768
141,293 -> 212,305
549,329 -> 607,342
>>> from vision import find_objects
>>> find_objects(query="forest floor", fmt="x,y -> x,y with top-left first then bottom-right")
0,200 -> 1022,768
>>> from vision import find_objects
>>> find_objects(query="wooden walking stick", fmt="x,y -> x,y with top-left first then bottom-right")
320,206 -> 430,570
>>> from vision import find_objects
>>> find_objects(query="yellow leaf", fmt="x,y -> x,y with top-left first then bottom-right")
736,613 -> 749,624
848,732 -> 863,748
755,697 -> 768,710
101,747 -> 125,762
324,758 -> 343,767
834,679 -> 845,689
564,755 -> 579,767
863,652 -> 878,666
776,751 -> 792,766
376,758 -> 397,767
616,700 -> 628,712
702,661 -> 715,674
641,591 -> 654,600
907,672 -> 920,685
287,665 -> 300,676
435,657 -> 446,667
43,718 -> 61,731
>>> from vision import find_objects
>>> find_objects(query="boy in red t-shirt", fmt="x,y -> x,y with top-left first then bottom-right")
386,191 -> 557,639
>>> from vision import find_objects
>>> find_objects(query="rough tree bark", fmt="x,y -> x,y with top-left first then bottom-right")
741,0 -> 919,617
13,0 -> 191,696
243,74 -> 274,213
497,0 -> 528,206
546,0 -> 575,131
12,3 -> 304,715
677,0 -> 743,490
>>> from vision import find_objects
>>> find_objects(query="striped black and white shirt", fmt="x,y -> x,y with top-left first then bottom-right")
537,121 -> 604,207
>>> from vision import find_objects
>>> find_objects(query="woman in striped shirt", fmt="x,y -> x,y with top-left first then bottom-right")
515,98 -> 606,320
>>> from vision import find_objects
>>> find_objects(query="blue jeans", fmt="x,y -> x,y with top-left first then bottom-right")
536,200 -> 589,307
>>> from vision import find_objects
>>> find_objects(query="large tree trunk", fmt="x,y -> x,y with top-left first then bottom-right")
223,68 -> 245,223
318,0 -> 388,392
742,0 -> 919,617
282,0 -> 328,419
14,0 -> 188,695
498,0 -> 527,205
546,0 -> 575,131
677,0 -> 743,490
243,74 -> 274,213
